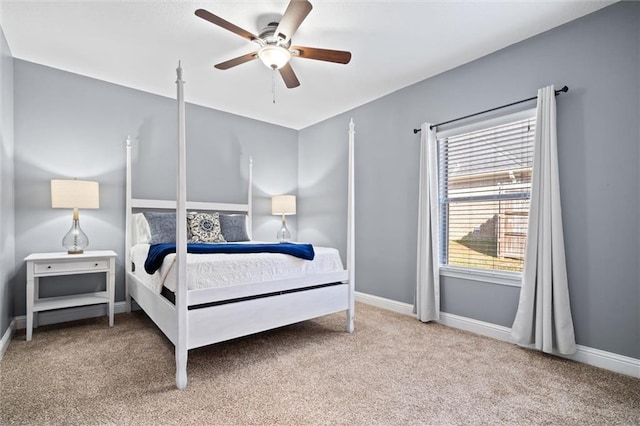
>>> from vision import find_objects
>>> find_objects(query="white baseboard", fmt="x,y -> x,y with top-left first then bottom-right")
563,344 -> 640,378
13,301 -> 128,330
438,312 -> 514,343
356,291 -> 639,378
355,291 -> 415,316
0,318 -> 17,361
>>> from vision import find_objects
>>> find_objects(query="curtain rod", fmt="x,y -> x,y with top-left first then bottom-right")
413,85 -> 568,134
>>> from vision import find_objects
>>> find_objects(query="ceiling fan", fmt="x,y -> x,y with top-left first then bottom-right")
195,0 -> 352,89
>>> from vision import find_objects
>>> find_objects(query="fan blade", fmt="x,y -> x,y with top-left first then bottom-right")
215,52 -> 258,70
195,9 -> 259,42
275,0 -> 312,43
292,46 -> 352,64
279,63 -> 300,88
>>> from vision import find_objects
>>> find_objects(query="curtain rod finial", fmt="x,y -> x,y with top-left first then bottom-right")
413,128 -> 421,134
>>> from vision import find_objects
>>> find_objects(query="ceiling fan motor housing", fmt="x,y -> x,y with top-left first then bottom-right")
258,22 -> 291,48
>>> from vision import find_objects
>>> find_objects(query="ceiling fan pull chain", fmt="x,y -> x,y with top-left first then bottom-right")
272,69 -> 277,104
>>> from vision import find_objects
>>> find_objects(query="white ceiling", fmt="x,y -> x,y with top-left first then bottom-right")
1,1 -> 612,130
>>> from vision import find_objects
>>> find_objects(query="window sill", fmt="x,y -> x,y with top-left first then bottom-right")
439,266 -> 522,287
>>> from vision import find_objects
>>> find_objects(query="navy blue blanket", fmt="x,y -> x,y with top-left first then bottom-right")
144,243 -> 315,275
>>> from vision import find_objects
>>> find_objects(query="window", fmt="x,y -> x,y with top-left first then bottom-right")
438,109 -> 535,275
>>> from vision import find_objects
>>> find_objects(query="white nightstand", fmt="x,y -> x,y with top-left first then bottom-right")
24,250 -> 117,341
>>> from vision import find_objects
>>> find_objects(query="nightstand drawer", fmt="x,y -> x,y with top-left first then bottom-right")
33,259 -> 109,274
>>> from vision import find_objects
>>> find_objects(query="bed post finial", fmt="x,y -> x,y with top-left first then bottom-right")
126,135 -> 132,147
176,60 -> 184,83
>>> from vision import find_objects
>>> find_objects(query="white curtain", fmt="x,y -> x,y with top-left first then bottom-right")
416,123 -> 440,322
511,85 -> 576,354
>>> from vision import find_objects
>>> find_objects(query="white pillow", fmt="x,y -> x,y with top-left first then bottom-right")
132,213 -> 151,245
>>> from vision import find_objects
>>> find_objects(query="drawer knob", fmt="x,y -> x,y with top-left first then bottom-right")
47,266 -> 52,269
94,263 -> 99,267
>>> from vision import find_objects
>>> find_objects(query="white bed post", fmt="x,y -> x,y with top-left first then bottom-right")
125,136 -> 133,313
247,156 -> 253,240
175,62 -> 188,390
346,119 -> 355,333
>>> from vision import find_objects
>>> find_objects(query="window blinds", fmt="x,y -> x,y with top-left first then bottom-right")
438,112 -> 536,273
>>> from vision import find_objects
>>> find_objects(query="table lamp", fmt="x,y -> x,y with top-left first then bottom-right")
51,179 -> 100,254
271,195 -> 296,243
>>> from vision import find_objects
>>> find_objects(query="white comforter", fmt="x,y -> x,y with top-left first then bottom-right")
130,243 -> 344,293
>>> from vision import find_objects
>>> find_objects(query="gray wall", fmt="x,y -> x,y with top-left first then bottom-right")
0,25 -> 15,338
299,2 -> 639,358
12,60 -> 298,316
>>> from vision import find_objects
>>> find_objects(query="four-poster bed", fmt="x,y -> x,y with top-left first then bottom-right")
124,64 -> 356,389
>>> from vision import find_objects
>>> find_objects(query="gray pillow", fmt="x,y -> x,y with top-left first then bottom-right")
219,214 -> 250,242
143,212 -> 176,245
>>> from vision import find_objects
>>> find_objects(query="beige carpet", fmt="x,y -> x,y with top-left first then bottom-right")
1,303 -> 638,425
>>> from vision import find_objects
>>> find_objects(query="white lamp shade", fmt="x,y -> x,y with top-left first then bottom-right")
272,195 -> 296,215
51,179 -> 100,209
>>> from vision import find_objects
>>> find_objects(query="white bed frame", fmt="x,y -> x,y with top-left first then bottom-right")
124,64 -> 355,389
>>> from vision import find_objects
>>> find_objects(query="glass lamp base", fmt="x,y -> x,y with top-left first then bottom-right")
276,220 -> 291,243
62,219 -> 89,254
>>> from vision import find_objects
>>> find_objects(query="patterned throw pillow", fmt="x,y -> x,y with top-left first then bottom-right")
219,214 -> 250,242
187,212 -> 226,243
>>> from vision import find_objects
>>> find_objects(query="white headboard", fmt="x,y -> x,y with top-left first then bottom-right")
124,136 -> 253,271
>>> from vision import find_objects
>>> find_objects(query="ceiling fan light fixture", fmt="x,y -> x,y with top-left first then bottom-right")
258,45 -> 291,70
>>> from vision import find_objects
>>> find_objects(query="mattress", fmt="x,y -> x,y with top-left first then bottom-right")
130,242 -> 345,294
